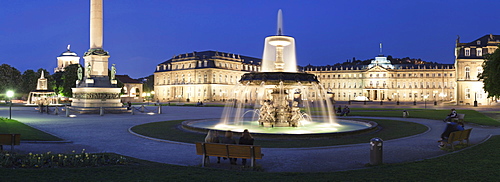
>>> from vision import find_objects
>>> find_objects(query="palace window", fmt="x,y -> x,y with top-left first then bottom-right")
465,48 -> 471,56
477,67 -> 483,79
465,88 -> 471,99
465,67 -> 470,80
477,49 -> 482,56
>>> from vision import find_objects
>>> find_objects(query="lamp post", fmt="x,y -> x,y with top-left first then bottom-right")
6,90 -> 14,119
397,92 -> 400,105
151,91 -> 155,104
146,93 -> 151,105
474,92 -> 478,107
348,92 -> 351,105
424,95 -> 428,109
413,91 -> 417,105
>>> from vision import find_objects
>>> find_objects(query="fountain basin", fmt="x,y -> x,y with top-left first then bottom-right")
182,118 -> 378,139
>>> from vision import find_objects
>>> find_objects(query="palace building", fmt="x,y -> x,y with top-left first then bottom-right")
154,51 -> 261,102
153,34 -> 499,105
455,34 -> 500,106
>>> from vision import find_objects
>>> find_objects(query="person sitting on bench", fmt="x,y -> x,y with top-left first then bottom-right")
443,108 -> 458,122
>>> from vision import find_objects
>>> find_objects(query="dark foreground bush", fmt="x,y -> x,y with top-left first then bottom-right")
0,150 -> 131,168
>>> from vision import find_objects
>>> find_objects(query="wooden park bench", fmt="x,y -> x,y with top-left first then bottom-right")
195,142 -> 263,167
0,134 -> 21,151
442,128 -> 472,150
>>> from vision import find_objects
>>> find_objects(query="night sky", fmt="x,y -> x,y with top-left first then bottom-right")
2,0 -> 500,78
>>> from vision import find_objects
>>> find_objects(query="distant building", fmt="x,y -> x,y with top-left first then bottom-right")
154,51 -> 261,102
115,75 -> 143,103
455,34 -> 500,106
304,55 -> 455,102
55,45 -> 80,73
153,35 -> 498,105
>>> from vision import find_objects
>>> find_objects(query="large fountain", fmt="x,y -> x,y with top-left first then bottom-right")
183,10 -> 375,136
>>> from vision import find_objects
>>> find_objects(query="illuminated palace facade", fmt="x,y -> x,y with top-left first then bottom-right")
154,35 -> 499,105
154,51 -> 261,102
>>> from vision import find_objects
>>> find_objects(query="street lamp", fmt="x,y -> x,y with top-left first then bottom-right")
6,90 -> 14,119
146,93 -> 151,105
424,95 -> 428,109
474,92 -> 478,107
413,91 -> 417,105
397,91 -> 400,105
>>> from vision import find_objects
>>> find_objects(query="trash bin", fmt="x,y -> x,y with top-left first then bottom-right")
370,137 -> 383,165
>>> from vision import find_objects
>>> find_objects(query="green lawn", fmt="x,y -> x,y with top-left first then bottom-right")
1,135 -> 500,181
349,109 -> 500,126
131,119 -> 428,148
0,118 -> 62,141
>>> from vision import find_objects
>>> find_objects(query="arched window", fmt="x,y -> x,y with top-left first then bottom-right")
465,67 -> 470,80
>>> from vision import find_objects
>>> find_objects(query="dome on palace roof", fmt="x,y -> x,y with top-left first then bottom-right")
59,45 -> 78,57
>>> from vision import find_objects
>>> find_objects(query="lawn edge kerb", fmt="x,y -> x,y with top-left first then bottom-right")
130,117 -> 428,148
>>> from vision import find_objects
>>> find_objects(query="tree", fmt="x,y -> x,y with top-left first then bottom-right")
21,69 -> 38,96
60,64 -> 80,97
481,45 -> 500,98
52,71 -> 64,96
141,74 -> 154,93
0,64 -> 22,98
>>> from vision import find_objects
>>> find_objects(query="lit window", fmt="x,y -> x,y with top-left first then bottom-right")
477,67 -> 483,79
465,48 -> 470,56
465,67 -> 470,80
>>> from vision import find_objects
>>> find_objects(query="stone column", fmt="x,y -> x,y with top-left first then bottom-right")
90,0 -> 103,49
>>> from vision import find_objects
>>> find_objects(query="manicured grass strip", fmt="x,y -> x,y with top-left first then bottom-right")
349,109 -> 500,126
0,118 -> 62,141
1,136 -> 500,181
130,119 -> 427,148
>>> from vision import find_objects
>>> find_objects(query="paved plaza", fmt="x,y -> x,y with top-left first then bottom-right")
1,103 -> 499,172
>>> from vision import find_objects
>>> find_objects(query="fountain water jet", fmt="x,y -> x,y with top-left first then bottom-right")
218,9 -> 336,129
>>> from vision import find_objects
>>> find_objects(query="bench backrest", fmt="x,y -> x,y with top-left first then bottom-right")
458,128 -> 472,141
196,142 -> 262,159
0,134 -> 21,145
447,128 -> 472,143
447,132 -> 460,143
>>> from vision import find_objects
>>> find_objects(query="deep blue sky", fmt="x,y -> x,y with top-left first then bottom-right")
1,0 -> 499,78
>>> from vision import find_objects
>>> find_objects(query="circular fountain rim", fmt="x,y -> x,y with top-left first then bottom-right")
181,119 -> 378,139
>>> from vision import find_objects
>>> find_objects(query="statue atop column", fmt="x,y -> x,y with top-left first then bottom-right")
86,62 -> 92,78
111,64 -> 116,80
77,64 -> 83,80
